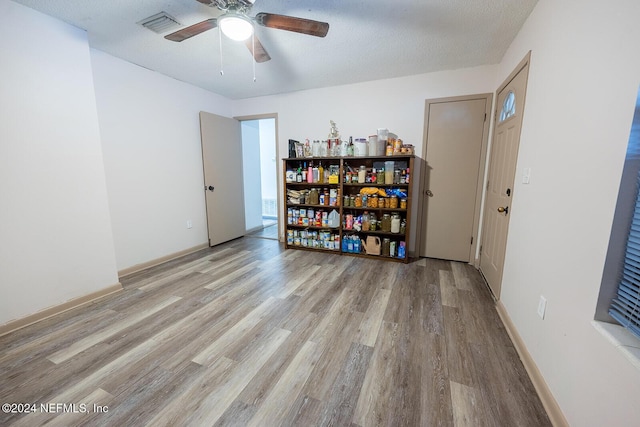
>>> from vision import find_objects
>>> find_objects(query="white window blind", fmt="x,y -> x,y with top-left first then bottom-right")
610,97 -> 640,337
610,175 -> 640,338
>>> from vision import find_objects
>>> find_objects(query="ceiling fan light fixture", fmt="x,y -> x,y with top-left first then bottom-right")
219,14 -> 254,41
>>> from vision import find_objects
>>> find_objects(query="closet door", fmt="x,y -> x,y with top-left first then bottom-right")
200,111 -> 246,246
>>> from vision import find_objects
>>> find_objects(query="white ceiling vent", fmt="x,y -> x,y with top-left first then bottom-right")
138,12 -> 181,34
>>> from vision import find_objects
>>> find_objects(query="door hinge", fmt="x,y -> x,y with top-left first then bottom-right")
471,236 -> 474,245
486,180 -> 490,191
484,113 -> 487,122
479,245 -> 483,255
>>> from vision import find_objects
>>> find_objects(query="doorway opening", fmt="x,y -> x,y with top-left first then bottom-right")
240,117 -> 279,240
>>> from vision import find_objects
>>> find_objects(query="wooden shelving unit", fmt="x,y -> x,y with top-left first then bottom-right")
283,155 -> 414,263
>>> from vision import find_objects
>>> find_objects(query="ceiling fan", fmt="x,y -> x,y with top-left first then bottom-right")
165,0 -> 330,63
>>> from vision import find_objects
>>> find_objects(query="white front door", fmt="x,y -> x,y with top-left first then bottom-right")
480,54 -> 531,298
200,111 -> 246,247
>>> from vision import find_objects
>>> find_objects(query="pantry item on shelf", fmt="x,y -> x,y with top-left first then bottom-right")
308,188 -> 319,205
328,210 -> 340,228
385,188 -> 408,198
358,187 -> 387,197
329,165 -> 340,183
385,161 -> 394,183
382,238 -> 391,256
400,198 -> 407,209
362,211 -> 370,231
377,128 -> 388,147
398,241 -> 406,258
389,195 -> 398,209
367,194 -> 378,208
358,165 -> 366,183
354,194 -> 363,207
381,214 -> 391,232
400,219 -> 406,234
362,236 -> 381,255
377,168 -> 385,184
354,138 -> 367,157
368,135 -> 378,156
391,213 -> 401,233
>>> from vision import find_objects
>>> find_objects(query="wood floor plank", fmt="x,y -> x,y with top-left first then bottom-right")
451,261 -> 473,291
353,319 -> 393,426
0,237 -> 551,427
421,332 -> 454,426
236,312 -> 318,408
247,340 -> 320,427
313,342 -> 374,426
191,296 -> 279,366
48,295 -> 181,364
440,269 -> 459,307
449,380 -> 488,427
354,287 -> 392,347
148,327 -> 291,426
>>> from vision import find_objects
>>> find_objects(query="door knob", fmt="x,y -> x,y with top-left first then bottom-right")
426,190 -> 434,197
208,185 -> 215,192
497,206 -> 509,214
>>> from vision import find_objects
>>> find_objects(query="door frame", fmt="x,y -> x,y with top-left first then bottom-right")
415,93 -> 493,264
234,113 -> 281,242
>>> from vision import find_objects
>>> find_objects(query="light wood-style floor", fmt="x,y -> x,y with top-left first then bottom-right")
0,237 -> 551,426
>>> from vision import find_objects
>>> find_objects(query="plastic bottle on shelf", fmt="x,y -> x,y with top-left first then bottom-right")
391,213 -> 401,233
307,161 -> 313,183
318,162 -> 324,184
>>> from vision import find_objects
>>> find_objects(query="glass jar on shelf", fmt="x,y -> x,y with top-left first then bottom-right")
381,214 -> 392,232
308,188 -> 319,205
389,195 -> 398,209
382,238 -> 391,256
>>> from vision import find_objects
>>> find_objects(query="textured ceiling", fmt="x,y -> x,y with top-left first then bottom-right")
11,0 -> 537,100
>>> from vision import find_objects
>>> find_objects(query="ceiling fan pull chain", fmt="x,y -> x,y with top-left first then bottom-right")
252,33 -> 256,82
218,25 -> 224,76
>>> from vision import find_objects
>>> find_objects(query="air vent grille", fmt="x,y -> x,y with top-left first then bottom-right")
138,12 -> 181,34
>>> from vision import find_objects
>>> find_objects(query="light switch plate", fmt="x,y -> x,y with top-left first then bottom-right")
537,296 -> 547,319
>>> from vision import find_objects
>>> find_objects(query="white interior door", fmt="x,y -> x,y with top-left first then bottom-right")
420,97 -> 489,262
480,56 -> 530,298
200,111 -> 246,247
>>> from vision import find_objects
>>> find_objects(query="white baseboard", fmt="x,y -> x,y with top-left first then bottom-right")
0,282 -> 123,337
495,301 -> 569,427
118,243 -> 209,278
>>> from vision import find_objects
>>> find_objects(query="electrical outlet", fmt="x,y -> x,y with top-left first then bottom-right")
537,296 -> 547,319
186,220 -> 192,229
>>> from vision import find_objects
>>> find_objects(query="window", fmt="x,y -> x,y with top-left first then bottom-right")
499,90 -> 516,122
603,87 -> 640,339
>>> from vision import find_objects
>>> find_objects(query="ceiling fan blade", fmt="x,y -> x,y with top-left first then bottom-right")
254,13 -> 329,38
245,36 -> 271,63
165,18 -> 218,42
195,0 -> 215,5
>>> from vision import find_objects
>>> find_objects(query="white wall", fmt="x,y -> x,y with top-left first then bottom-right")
232,65 -> 499,251
0,1 -> 118,324
90,50 -> 233,271
496,0 -> 640,425
241,120 -> 263,231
